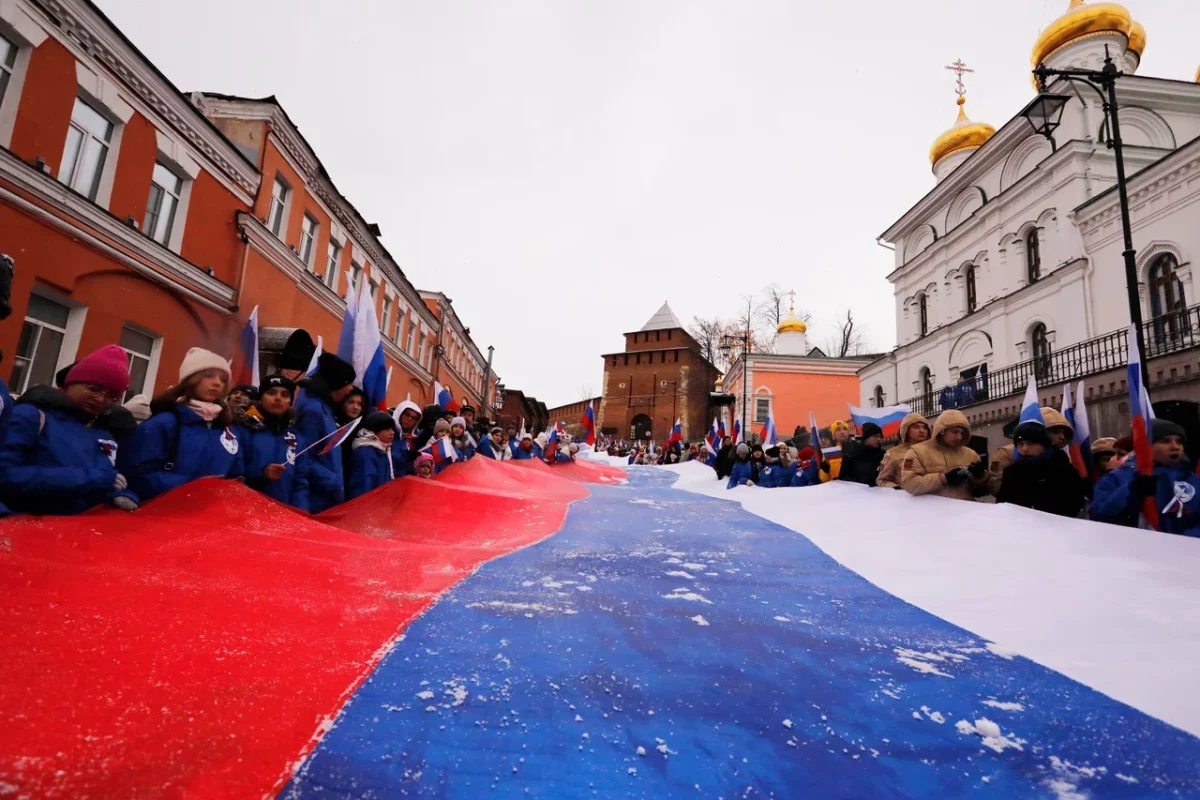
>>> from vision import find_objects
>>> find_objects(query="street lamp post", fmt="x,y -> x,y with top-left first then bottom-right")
719,320 -> 752,438
1023,47 -> 1149,388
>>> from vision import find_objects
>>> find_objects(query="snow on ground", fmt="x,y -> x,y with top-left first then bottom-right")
664,460 -> 1200,738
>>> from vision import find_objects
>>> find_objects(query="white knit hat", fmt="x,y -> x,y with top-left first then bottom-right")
179,347 -> 232,383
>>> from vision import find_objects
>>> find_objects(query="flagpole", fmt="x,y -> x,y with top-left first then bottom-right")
291,417 -> 363,461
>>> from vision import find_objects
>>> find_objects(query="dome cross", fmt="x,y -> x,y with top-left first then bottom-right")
945,58 -> 974,99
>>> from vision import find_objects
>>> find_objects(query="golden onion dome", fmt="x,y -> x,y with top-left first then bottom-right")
1195,65 -> 1200,83
715,375 -> 724,389
1032,1 -> 1134,69
929,96 -> 996,166
778,317 -> 807,334
1127,19 -> 1146,58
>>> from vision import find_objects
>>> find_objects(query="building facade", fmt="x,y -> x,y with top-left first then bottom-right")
725,305 -> 875,438
597,302 -> 720,442
494,388 -> 548,434
545,397 -> 600,439
0,0 -> 495,408
861,1 -> 1200,446
418,290 -> 497,414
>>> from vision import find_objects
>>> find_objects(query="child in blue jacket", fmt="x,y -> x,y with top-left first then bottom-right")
294,353 -> 357,513
1091,419 -> 1200,537
391,395 -> 424,477
512,433 -> 536,460
348,411 -> 397,500
122,348 -> 244,502
239,374 -> 309,511
0,345 -> 140,515
727,443 -> 756,489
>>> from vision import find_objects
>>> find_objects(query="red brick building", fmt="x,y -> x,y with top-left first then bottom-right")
545,397 -> 600,439
0,0 -> 496,407
495,388 -> 548,434
597,303 -> 720,442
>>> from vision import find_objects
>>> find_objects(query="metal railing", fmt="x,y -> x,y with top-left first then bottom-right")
900,305 -> 1200,418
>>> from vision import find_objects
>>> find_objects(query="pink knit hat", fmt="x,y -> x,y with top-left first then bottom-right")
64,345 -> 130,394
415,452 -> 434,467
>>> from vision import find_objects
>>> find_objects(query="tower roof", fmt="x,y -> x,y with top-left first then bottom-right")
640,302 -> 683,332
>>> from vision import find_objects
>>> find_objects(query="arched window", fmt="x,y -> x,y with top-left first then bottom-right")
1031,323 -> 1051,382
965,265 -> 977,314
1026,228 -> 1041,284
873,385 -> 885,408
1148,253 -> 1186,343
919,367 -> 933,399
918,293 -> 929,337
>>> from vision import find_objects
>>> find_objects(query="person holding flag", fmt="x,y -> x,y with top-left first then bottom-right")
390,395 -> 424,477
239,374 -> 310,511
422,419 -> 461,474
995,415 -> 1086,518
295,352 -> 357,512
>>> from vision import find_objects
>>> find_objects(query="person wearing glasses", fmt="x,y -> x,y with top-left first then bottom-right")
0,345 -> 140,515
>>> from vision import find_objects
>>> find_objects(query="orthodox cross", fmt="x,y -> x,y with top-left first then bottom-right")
787,288 -> 797,313
945,58 -> 973,98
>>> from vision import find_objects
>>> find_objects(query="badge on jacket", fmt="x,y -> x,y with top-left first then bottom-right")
284,431 -> 297,465
1164,481 -> 1196,518
221,427 -> 240,455
98,438 -> 118,466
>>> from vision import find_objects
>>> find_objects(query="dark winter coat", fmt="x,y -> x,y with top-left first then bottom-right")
121,404 -> 244,502
0,386 -> 138,515
347,438 -> 393,500
392,431 -> 422,478
1091,459 -> 1200,537
838,439 -> 886,487
294,376 -> 345,513
727,459 -> 759,489
995,449 -> 1086,518
239,410 -> 310,512
715,445 -> 734,479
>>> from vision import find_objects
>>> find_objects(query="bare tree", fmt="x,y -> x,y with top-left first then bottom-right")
578,383 -> 596,401
824,309 -> 868,357
688,315 -> 727,367
757,283 -> 788,330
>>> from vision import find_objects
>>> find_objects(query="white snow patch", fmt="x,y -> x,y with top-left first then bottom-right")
1115,774 -> 1138,784
982,700 -> 1024,712
919,706 -> 946,724
986,642 -> 1017,660
690,615 -> 710,626
955,718 -> 1024,753
782,719 -> 793,729
665,571 -> 695,579
773,616 -> 790,622
662,588 -> 712,604
663,557 -> 683,564
681,563 -> 707,570
636,746 -> 646,756
416,690 -> 435,700
629,499 -> 663,508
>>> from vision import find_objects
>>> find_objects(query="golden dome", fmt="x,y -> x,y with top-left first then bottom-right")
929,96 -> 996,166
778,317 -> 807,334
715,375 -> 724,388
1032,1 -> 1134,68
1127,19 -> 1146,57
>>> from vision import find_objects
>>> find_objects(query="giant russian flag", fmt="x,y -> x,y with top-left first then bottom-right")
350,278 -> 389,411
849,403 -> 911,439
235,305 -> 260,387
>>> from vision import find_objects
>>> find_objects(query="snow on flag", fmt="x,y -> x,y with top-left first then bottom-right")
1128,325 -> 1158,530
849,403 -> 912,439
235,305 -> 260,388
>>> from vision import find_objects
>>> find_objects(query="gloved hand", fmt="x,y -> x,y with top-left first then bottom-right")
745,481 -> 755,487
945,467 -> 969,486
111,496 -> 138,512
1132,474 -> 1158,498
820,461 -> 831,474
263,463 -> 286,481
967,460 -> 987,478
113,473 -> 128,491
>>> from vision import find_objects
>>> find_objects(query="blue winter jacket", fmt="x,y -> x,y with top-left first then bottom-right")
0,378 -> 13,515
727,460 -> 754,489
1091,459 -> 1200,537
294,386 -> 344,513
512,443 -> 534,460
476,436 -> 505,460
760,461 -> 799,488
791,460 -> 822,487
240,413 -> 309,512
121,405 -> 244,502
0,386 -> 138,515
348,440 -> 393,500
392,431 -> 421,478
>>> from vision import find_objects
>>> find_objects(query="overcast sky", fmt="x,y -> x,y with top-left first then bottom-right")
99,0 -> 1200,406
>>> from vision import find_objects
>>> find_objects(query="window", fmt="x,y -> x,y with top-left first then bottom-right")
919,367 -> 933,400
965,265 -> 977,314
268,176 -> 290,236
144,161 -> 183,246
873,385 -> 885,408
0,34 -> 16,110
299,213 -> 319,268
381,295 -> 393,334
10,294 -> 71,394
755,397 -> 770,422
918,293 -> 928,337
1026,228 -> 1041,284
1031,323 -> 1051,382
404,319 -> 417,354
119,325 -> 156,402
60,97 -> 113,201
1148,254 -> 1186,342
415,332 -> 425,366
324,240 -> 342,290
349,260 -> 363,296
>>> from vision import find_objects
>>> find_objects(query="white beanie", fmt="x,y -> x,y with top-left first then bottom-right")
179,347 -> 231,384
451,416 -> 467,429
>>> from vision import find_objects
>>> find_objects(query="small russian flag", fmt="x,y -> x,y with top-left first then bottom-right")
434,381 -> 459,413
318,417 -> 363,457
759,416 -> 777,447
422,435 -> 458,465
235,305 -> 260,387
666,418 -> 682,446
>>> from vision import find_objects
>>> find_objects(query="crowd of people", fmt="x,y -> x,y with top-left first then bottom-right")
612,409 -> 1199,538
0,326 -> 583,518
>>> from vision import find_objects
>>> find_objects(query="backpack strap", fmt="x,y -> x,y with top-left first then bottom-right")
163,407 -> 184,472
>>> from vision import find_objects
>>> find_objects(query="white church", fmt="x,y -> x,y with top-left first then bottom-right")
860,0 -> 1200,424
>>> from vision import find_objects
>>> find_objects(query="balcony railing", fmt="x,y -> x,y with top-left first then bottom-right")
900,305 -> 1200,419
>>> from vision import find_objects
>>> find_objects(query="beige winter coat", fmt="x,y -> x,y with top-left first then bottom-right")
876,412 -> 930,489
988,444 -> 1014,496
900,409 -> 988,501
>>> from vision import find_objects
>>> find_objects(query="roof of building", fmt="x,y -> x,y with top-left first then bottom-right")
640,302 -> 683,332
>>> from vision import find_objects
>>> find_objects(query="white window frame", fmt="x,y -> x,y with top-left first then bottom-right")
268,174 -> 291,238
348,259 -> 363,298
70,63 -> 133,209
60,96 -> 116,203
0,4 -> 47,149
415,329 -> 425,367
324,239 -> 342,291
299,212 -> 319,269
10,288 -> 86,395
380,293 -> 393,335
754,396 -> 771,424
118,322 -> 162,402
404,317 -> 417,354
151,130 -> 200,253
144,160 -> 184,247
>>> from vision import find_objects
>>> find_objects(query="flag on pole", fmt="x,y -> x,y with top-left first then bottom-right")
1019,375 -> 1046,425
666,418 -> 682,446
290,416 -> 363,463
294,334 -> 323,407
848,403 -> 912,439
732,419 -> 742,446
581,406 -> 596,447
337,273 -> 358,364
434,381 -> 459,413
235,305 -> 260,387
759,416 -> 777,447
1127,325 -> 1159,530
351,278 -> 389,411
716,418 -> 726,440
420,435 -> 458,466
1063,383 -> 1092,481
